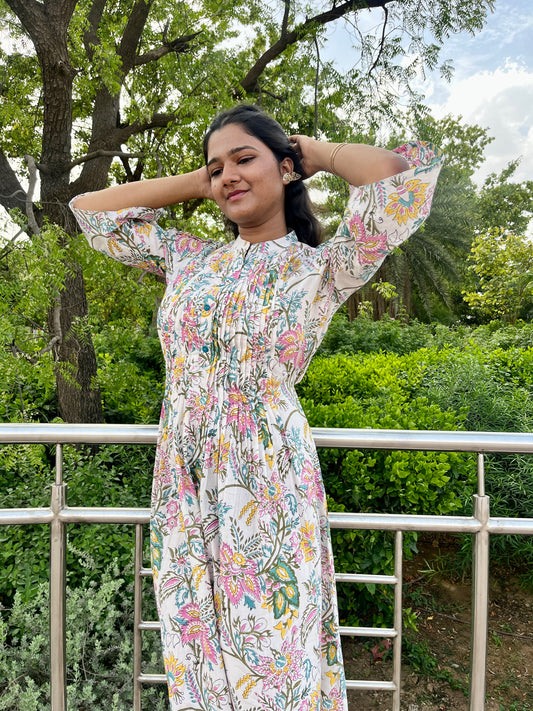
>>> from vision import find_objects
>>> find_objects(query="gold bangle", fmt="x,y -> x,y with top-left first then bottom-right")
329,142 -> 347,173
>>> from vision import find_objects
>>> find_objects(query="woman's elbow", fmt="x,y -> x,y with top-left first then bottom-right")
384,153 -> 410,179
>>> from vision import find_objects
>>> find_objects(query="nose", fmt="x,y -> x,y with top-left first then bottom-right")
221,163 -> 238,184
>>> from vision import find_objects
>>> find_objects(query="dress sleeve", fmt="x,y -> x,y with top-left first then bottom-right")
314,140 -> 443,298
273,142 -> 444,382
69,198 -> 218,279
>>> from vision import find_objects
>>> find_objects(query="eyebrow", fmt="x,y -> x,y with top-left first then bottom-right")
206,145 -> 258,168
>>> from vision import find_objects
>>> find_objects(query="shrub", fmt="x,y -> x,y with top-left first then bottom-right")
0,563 -> 168,711
0,444 -> 155,603
298,353 -> 475,624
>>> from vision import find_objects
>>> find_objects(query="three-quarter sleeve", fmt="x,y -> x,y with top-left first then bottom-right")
272,142 -> 444,379
314,141 -> 443,299
70,199 -> 218,279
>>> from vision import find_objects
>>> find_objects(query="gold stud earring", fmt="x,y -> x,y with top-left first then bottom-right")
282,171 -> 302,183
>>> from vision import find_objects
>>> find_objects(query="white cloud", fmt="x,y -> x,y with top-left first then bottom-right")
427,61 -> 533,185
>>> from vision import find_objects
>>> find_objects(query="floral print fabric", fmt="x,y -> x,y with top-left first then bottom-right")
71,141 -> 443,711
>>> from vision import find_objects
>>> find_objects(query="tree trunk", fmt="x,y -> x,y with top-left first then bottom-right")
50,263 -> 103,423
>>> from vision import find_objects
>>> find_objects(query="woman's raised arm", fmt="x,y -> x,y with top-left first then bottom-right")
289,135 -> 410,187
72,167 -> 213,211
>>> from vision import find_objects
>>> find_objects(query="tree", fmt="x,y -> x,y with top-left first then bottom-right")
477,161 -> 533,235
0,0 -> 495,422
463,229 -> 533,324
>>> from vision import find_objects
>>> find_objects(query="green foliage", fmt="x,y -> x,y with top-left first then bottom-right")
463,228 -> 533,323
0,564 -> 168,711
94,322 -> 164,424
0,444 -> 155,603
477,161 -> 533,235
297,352 -> 474,624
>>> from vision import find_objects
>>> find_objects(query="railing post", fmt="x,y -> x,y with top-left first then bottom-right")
469,453 -> 490,711
133,524 -> 144,711
392,530 -> 403,711
50,443 -> 67,711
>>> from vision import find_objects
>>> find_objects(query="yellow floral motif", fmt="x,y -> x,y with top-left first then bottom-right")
300,521 -> 316,562
263,376 -> 281,408
106,235 -> 123,256
192,564 -> 206,590
385,179 -> 428,225
236,674 -> 257,698
164,654 -> 186,697
173,356 -> 185,380
239,500 -> 259,524
213,434 -> 230,474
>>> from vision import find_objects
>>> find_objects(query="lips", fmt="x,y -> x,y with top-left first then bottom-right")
227,189 -> 248,201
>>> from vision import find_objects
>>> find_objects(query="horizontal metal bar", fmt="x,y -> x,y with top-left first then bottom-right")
59,507 -> 150,524
488,517 -> 533,535
5,508 -> 533,538
0,423 -> 158,444
137,673 -> 395,691
0,508 -> 53,525
1,423 -> 532,453
335,573 -> 397,585
140,568 -> 153,578
137,674 -> 167,684
313,428 -> 533,453
346,680 -> 396,691
138,621 -> 160,631
340,626 -> 396,638
329,512 -> 481,532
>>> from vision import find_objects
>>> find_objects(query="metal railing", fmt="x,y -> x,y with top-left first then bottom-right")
1,423 -> 533,711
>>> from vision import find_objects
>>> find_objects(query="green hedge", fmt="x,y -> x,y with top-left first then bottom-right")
297,352 -> 475,624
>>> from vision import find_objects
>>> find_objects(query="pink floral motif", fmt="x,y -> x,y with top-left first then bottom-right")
226,385 -> 256,436
300,457 -> 325,503
256,631 -> 305,692
180,301 -> 204,349
256,470 -> 288,517
348,214 -> 388,266
180,602 -> 218,663
220,543 -> 261,605
164,654 -> 186,699
175,232 -> 206,254
278,324 -> 307,368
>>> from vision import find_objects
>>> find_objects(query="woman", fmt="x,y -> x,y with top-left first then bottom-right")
71,104 -> 443,711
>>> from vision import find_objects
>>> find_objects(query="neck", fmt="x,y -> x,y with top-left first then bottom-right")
238,217 -> 289,244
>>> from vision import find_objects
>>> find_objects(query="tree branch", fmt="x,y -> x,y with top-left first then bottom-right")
24,155 -> 41,235
281,0 -> 291,38
135,31 -> 202,66
0,150 -> 27,213
239,0 -> 386,95
3,0 -> 45,37
68,149 -> 146,169
368,5 -> 389,76
118,0 -> 155,76
83,0 -> 107,60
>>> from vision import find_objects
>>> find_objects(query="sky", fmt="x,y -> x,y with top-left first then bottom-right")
421,0 -> 533,185
324,0 -> 533,187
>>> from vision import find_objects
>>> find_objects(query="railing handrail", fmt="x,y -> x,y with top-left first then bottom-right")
2,422 -> 533,452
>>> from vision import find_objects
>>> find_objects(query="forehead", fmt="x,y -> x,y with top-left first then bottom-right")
206,123 -> 267,161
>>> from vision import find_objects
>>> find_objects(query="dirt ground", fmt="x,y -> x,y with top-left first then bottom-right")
342,536 -> 533,710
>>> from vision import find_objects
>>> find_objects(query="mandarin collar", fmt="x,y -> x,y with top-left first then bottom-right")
233,231 -> 298,252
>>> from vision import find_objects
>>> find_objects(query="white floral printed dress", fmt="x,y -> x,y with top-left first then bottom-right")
71,141 -> 442,711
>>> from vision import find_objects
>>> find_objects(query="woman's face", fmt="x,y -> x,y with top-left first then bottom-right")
206,123 -> 293,241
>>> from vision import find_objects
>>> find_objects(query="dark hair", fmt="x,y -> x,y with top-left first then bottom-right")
202,104 -> 323,247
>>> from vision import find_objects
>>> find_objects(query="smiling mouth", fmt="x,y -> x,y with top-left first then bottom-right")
227,190 -> 248,201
